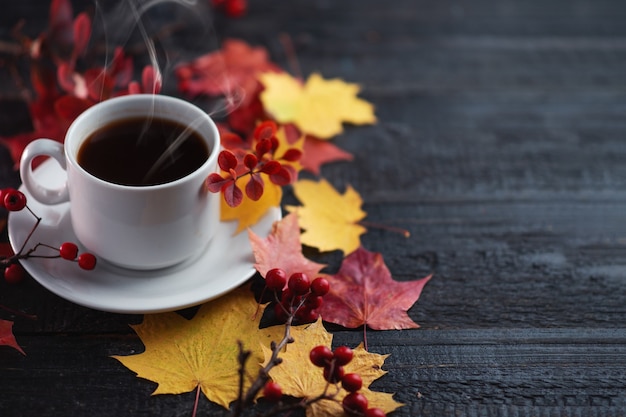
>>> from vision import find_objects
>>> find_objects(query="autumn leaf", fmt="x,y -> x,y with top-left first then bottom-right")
259,72 -> 376,139
248,212 -> 325,282
301,136 -> 354,175
0,319 -> 25,355
319,246 -> 432,335
219,126 -> 301,232
176,39 -> 281,106
220,175 -> 282,234
112,286 -> 283,409
262,318 -> 403,417
275,126 -> 305,176
286,178 -> 366,255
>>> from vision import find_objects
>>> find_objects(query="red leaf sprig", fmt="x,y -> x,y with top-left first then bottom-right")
206,121 -> 301,207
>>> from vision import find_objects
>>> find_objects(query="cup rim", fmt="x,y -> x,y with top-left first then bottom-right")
64,94 -> 219,191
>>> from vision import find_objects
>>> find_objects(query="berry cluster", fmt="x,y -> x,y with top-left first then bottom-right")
310,345 -> 386,417
0,188 -> 96,284
211,0 -> 248,18
264,268 -> 330,325
206,121 -> 301,207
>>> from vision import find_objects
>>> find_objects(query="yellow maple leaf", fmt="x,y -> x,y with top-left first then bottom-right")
262,319 -> 403,417
286,178 -> 366,254
259,72 -> 376,139
112,286 -> 283,409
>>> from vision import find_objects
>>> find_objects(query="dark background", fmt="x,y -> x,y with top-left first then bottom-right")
1,0 -> 626,416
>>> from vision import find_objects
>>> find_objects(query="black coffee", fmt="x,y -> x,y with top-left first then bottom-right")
78,117 -> 209,186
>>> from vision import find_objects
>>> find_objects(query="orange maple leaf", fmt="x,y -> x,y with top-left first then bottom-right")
248,212 -> 326,281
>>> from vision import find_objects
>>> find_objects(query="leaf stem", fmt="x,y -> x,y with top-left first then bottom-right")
191,384 -> 200,417
358,220 -> 411,238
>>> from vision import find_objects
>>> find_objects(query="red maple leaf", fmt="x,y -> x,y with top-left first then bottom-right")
301,136 -> 354,175
319,247 -> 431,346
0,319 -> 25,355
176,38 -> 282,106
248,212 -> 326,285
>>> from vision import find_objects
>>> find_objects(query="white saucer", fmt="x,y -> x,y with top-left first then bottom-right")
7,159 -> 280,314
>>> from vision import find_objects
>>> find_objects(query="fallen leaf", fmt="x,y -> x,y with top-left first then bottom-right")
112,286 -> 283,409
274,125 -> 304,177
259,72 -> 376,139
301,136 -> 353,175
286,178 -> 366,255
262,318 -> 403,417
219,126 -> 301,231
176,39 -> 281,106
248,212 -> 325,282
220,175 -> 282,234
319,246 -> 432,332
0,319 -> 25,355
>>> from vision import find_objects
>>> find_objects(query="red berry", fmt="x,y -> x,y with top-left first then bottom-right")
305,295 -> 323,309
341,373 -> 363,392
365,408 -> 387,417
309,345 -> 333,367
3,189 -> 26,211
59,242 -> 79,260
77,253 -> 97,270
333,346 -> 354,366
273,303 -> 288,323
323,364 -> 345,383
288,272 -> 310,295
0,188 -> 14,209
262,381 -> 282,402
342,392 -> 369,416
311,277 -> 330,296
281,288 -> 301,309
295,306 -> 319,323
4,263 -> 25,284
265,268 -> 287,290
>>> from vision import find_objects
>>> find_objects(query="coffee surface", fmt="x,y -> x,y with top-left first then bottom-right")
77,117 -> 209,186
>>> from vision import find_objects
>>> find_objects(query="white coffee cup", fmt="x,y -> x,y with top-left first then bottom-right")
19,94 -> 220,270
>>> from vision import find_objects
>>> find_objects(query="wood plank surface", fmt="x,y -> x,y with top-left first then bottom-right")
1,0 -> 625,416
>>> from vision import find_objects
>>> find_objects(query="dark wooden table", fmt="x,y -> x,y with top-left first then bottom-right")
1,0 -> 626,416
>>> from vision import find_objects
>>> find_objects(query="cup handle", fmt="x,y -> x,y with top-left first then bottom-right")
19,139 -> 69,205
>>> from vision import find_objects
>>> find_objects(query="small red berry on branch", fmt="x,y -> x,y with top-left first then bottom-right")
309,345 -> 333,367
341,373 -> 363,393
333,346 -> 354,366
262,381 -> 282,403
0,188 -> 97,283
4,263 -> 25,284
342,392 -> 369,416
59,242 -> 79,260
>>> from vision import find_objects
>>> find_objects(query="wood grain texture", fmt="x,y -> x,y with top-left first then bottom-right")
1,0 -> 626,416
